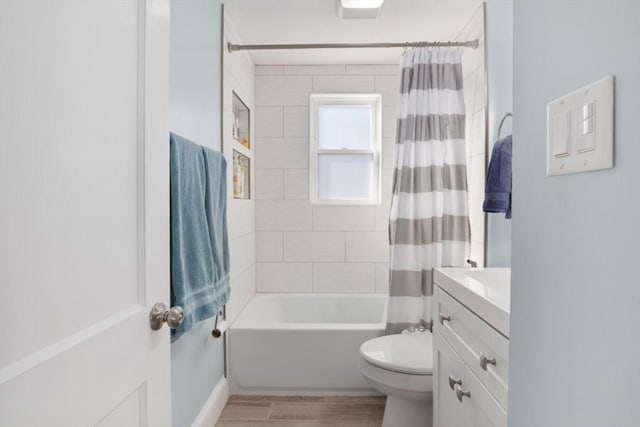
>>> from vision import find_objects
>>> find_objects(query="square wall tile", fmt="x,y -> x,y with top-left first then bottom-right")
256,231 -> 283,262
312,75 -> 375,93
374,204 -> 391,232
229,233 -> 252,276
284,232 -> 345,262
256,75 -> 312,106
284,106 -> 309,138
226,265 -> 256,325
284,169 -> 309,200
375,263 -> 390,294
375,168 -> 395,231
227,199 -> 255,239
313,263 -> 375,293
346,64 -> 400,75
255,138 -> 308,169
346,232 -> 389,263
345,65 -> 376,75
257,263 -> 312,292
255,106 -> 283,138
470,240 -> 485,268
255,65 -> 284,75
255,169 -> 283,200
468,109 -> 487,158
468,154 -> 486,199
383,106 -> 397,138
284,65 -> 346,75
469,196 -> 486,241
382,138 -> 396,169
375,75 -> 400,106
313,206 -> 375,231
256,200 -> 312,231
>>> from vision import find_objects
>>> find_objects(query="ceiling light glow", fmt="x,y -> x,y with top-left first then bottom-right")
341,0 -> 384,9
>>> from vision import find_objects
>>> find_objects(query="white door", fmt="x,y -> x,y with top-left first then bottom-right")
0,1 -> 171,426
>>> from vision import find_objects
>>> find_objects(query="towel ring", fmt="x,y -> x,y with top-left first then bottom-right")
497,112 -> 513,140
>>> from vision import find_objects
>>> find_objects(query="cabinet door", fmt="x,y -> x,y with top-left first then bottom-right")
433,330 -> 468,427
462,366 -> 508,427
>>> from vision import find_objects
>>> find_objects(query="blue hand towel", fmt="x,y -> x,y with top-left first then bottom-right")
170,133 -> 230,342
483,134 -> 512,219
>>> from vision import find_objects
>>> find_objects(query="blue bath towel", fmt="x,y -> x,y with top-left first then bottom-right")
483,134 -> 512,219
202,146 -> 230,314
170,133 -> 230,342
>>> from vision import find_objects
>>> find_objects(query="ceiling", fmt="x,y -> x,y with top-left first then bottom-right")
223,0 -> 483,65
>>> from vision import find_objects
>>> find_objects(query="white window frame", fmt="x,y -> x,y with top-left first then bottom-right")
309,93 -> 382,205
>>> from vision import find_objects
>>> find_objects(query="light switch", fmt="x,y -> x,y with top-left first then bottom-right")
547,75 -> 613,175
551,110 -> 571,157
577,133 -> 595,153
582,101 -> 595,119
582,117 -> 593,135
577,116 -> 595,152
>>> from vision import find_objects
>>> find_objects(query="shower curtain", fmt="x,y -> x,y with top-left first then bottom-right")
386,48 -> 470,334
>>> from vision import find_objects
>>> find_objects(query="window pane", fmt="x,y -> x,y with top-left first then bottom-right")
318,106 -> 372,149
318,154 -> 373,200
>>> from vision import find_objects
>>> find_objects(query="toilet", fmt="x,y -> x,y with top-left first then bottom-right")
359,330 -> 433,427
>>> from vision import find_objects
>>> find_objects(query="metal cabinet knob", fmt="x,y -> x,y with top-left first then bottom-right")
479,354 -> 497,370
149,302 -> 184,331
455,385 -> 471,403
438,313 -> 451,325
448,375 -> 462,390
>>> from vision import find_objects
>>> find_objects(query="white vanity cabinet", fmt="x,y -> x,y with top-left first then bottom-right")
432,268 -> 511,427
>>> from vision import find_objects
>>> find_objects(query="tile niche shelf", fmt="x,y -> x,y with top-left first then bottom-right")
232,150 -> 250,200
230,91 -> 251,200
232,91 -> 250,150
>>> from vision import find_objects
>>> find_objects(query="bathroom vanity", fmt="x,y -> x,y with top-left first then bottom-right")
432,268 -> 511,427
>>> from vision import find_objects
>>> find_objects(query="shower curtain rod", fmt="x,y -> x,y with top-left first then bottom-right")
227,39 -> 479,52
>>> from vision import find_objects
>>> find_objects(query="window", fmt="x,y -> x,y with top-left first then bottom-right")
309,94 -> 382,205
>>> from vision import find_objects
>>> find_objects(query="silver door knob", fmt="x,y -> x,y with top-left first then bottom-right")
479,354 -> 497,370
439,313 -> 451,325
149,302 -> 184,330
455,385 -> 471,403
448,375 -> 462,390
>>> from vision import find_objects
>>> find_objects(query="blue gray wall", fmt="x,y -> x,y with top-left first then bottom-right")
509,1 -> 640,426
170,1 -> 224,427
485,0 -> 512,267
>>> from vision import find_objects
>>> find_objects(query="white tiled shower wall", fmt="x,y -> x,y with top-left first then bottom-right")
254,64 -> 399,294
223,12 -> 256,324
457,4 -> 487,266
254,31 -> 486,293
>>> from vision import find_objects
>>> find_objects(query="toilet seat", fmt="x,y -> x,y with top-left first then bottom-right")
360,332 -> 433,375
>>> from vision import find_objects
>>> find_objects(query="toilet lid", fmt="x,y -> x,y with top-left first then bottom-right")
360,332 -> 433,375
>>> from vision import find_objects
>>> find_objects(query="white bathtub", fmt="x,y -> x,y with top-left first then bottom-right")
229,293 -> 387,395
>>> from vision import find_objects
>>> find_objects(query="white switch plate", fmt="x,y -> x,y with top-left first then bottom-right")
547,75 -> 614,176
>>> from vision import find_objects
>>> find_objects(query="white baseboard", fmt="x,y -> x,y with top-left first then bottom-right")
190,376 -> 230,427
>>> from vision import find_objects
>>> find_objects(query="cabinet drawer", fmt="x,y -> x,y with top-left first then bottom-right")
433,285 -> 509,409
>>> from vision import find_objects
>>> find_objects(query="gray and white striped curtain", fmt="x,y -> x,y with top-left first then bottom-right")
386,48 -> 470,334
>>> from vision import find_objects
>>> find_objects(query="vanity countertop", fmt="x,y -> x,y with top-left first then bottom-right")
433,268 -> 511,338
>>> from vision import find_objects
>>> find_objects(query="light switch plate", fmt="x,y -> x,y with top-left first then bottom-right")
546,75 -> 614,176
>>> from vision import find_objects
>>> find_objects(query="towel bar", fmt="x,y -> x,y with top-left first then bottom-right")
497,112 -> 513,140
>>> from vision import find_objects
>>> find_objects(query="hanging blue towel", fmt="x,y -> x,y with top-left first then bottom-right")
483,134 -> 512,219
202,146 -> 230,313
170,133 -> 230,342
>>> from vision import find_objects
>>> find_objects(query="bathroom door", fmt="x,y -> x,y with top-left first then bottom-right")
0,1 -> 171,426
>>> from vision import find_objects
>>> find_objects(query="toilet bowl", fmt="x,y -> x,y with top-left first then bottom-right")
359,330 -> 433,427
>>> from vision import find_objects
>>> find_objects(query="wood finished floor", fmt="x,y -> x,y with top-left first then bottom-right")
215,396 -> 386,426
